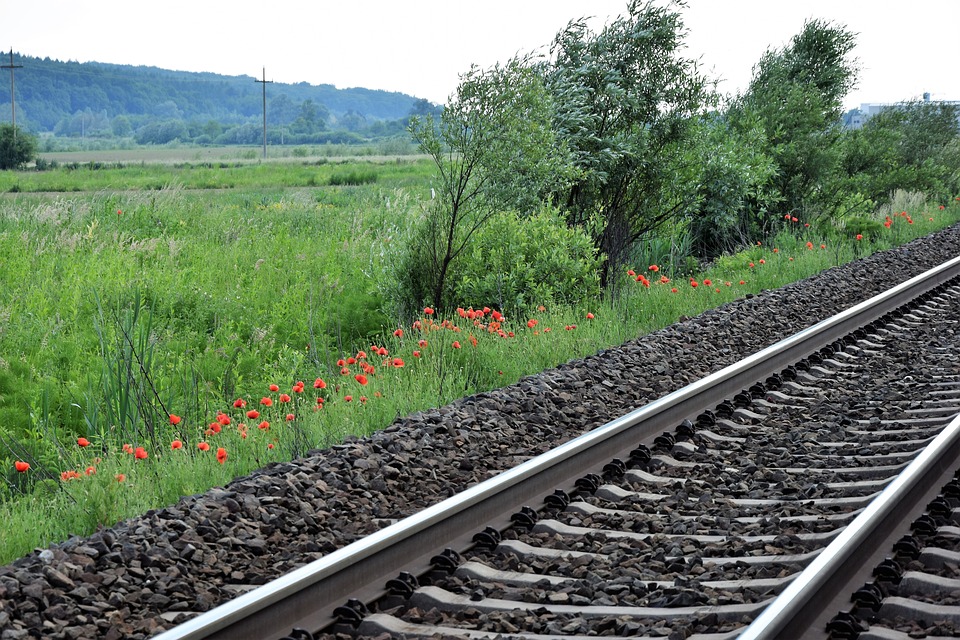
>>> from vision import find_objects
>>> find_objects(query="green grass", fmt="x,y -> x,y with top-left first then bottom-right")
0,159 -> 958,564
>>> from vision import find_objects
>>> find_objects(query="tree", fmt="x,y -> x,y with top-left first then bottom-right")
0,124 -> 37,170
543,0 -> 711,285
839,100 -> 960,203
684,113 -> 778,258
406,56 -> 574,313
730,18 -> 858,225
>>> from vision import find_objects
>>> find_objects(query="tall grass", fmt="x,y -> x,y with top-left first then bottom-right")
0,161 -> 958,563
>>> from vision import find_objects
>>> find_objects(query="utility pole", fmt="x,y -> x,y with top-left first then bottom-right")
255,67 -> 273,159
1,49 -> 23,142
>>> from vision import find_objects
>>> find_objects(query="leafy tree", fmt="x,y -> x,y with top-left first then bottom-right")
684,113 -> 778,258
543,0 -> 711,285
406,56 -> 574,313
839,99 -> 960,204
0,124 -> 37,170
730,18 -> 858,225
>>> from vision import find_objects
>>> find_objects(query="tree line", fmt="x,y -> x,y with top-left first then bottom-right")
0,55 -> 439,148
389,0 -> 960,316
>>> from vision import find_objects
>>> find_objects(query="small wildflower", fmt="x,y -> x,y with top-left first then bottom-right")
77,437 -> 90,447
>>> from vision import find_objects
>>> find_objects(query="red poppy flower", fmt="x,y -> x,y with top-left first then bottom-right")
269,384 -> 279,392
233,398 -> 246,408
393,328 -> 403,338
285,413 -> 295,422
671,287 -> 678,293
418,339 -> 427,348
217,413 -> 231,426
392,358 -> 405,367
258,420 -> 270,430
77,437 -> 90,447
171,440 -> 183,450
134,447 -> 148,460
122,443 -> 134,454
492,310 -> 503,322
527,319 -> 538,328
690,280 -> 699,288
413,350 -> 421,358
14,461 -> 30,473
198,442 -> 210,451
703,279 -> 712,286
806,241 -> 814,249
424,307 -> 434,315
169,414 -> 182,425
216,447 -> 228,464
314,378 -> 326,389
759,259 -> 765,264
355,374 -> 368,385
279,393 -> 291,403
292,382 -> 304,393
627,269 -> 636,276
649,264 -> 659,272
260,397 -> 273,407
344,395 -> 353,402
246,409 -> 260,419
85,466 -> 96,475
117,209 -> 123,216
115,474 -> 125,483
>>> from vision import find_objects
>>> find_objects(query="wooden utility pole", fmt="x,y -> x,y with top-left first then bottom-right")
1,49 -> 23,141
255,67 -> 273,159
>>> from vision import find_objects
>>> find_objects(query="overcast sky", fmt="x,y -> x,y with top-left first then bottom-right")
5,1 -> 958,110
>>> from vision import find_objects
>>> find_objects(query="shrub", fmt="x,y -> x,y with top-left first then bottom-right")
456,207 -> 602,314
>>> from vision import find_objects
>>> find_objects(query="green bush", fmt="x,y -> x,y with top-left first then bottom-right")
456,207 -> 602,314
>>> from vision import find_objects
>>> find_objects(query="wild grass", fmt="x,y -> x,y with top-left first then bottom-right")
0,159 -> 958,564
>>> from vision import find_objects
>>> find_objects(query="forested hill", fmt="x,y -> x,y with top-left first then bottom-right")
1,54 -> 430,142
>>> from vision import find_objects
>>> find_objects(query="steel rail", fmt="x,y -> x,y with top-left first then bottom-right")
154,254 -> 960,640
738,410 -> 960,640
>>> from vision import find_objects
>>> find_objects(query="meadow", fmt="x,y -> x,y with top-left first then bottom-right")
1,154 -> 958,564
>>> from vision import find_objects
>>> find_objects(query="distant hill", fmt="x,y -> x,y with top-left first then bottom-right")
0,54 -> 437,145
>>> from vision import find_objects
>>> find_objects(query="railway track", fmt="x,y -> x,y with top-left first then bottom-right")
152,253 -> 960,640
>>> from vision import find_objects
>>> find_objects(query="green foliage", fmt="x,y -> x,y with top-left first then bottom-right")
328,169 -> 377,186
839,100 -> 960,202
683,113 -> 778,257
730,18 -> 858,222
456,208 -> 602,314
543,0 -> 711,285
0,124 -> 38,170
409,55 -> 573,311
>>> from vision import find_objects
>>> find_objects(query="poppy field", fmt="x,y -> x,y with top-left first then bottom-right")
0,157 -> 958,564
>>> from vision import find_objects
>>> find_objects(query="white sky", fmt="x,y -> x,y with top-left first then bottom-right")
4,1 -> 959,111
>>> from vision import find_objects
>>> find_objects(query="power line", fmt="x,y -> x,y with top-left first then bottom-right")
255,67 -> 273,159
1,49 -> 24,140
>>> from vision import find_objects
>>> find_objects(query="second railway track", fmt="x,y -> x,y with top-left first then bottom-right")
154,256 -> 960,640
